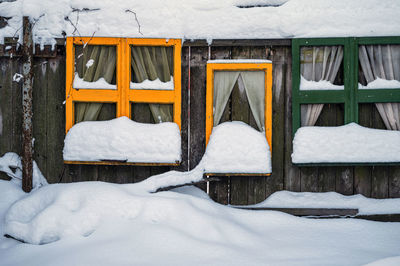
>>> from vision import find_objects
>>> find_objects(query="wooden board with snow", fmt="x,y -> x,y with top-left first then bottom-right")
292,123 -> 400,164
63,117 -> 181,163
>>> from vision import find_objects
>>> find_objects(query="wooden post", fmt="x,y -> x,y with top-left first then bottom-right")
22,16 -> 33,192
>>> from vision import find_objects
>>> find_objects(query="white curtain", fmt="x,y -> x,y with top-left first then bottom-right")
213,71 -> 265,131
359,45 -> 400,130
300,46 -> 344,126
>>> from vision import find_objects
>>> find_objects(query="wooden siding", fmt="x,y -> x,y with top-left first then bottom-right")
0,43 -> 399,205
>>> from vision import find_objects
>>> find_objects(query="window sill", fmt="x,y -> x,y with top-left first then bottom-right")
64,160 -> 180,166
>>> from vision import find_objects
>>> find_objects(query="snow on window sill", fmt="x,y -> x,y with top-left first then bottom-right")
358,78 -> 400,90
130,77 -> 174,90
292,123 -> 400,164
73,73 -> 117,90
300,76 -> 344,91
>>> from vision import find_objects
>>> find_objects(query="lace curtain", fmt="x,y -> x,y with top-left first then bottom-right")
300,46 -> 343,126
359,45 -> 400,130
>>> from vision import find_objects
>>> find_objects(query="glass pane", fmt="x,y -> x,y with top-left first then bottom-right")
213,71 -> 265,131
74,45 -> 117,89
130,46 -> 174,90
131,103 -> 173,123
74,102 -> 116,124
301,103 -> 344,127
300,46 -> 344,90
358,44 -> 400,89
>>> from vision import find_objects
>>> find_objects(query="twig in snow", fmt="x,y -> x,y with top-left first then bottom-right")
125,9 -> 143,35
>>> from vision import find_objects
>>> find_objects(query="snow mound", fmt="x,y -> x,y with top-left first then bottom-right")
363,256 -> 400,266
3,181 -> 289,245
203,121 -> 271,173
292,123 -> 400,163
300,76 -> 344,91
63,116 -> 181,163
359,78 -> 400,90
254,191 -> 400,215
0,152 -> 48,190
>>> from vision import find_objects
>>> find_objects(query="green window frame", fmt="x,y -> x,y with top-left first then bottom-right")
292,36 -> 400,136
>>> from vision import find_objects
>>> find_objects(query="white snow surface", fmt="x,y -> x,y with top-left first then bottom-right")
63,116 -> 181,163
130,76 -> 174,90
0,152 -> 48,190
254,191 -> 400,215
359,78 -> 400,90
2,180 -> 400,266
72,73 -> 116,90
203,121 -> 271,173
292,123 -> 400,163
1,0 -> 400,46
300,76 -> 344,90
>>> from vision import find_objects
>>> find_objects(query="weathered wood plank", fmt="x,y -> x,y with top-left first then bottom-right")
283,46 -> 300,192
46,57 -> 65,183
336,167 -> 354,195
11,58 -> 23,154
0,58 -> 13,154
183,39 -> 291,47
235,207 -> 359,217
371,166 -> 389,198
32,58 -> 48,178
389,166 -> 400,198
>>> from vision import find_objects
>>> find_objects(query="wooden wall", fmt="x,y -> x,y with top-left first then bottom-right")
1,43 -> 399,204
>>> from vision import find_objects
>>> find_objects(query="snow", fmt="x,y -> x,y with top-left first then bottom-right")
292,123 -> 400,163
63,116 -> 181,163
72,73 -> 116,90
254,191 -> 400,215
1,179 -> 400,266
208,59 -> 272,64
1,0 -> 400,46
130,76 -> 174,90
203,121 -> 271,173
0,152 -> 48,190
85,59 -> 94,68
359,78 -> 400,90
300,76 -> 344,91
12,73 -> 23,83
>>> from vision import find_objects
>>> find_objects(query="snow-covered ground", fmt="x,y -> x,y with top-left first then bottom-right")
1,178 -> 400,266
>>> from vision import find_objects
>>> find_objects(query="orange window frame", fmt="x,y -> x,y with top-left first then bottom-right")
65,37 -> 181,134
206,62 -> 273,152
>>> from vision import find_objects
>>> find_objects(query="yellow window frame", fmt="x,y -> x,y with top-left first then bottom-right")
206,62 -> 273,152
65,37 -> 181,134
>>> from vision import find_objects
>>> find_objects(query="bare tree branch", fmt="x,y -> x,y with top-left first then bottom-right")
125,9 -> 143,35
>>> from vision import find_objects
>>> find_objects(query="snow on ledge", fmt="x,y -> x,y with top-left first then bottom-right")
300,76 -> 344,91
358,78 -> 400,90
73,73 -> 117,90
63,116 -> 181,163
207,59 -> 272,64
203,121 -> 271,173
253,190 -> 400,215
130,77 -> 174,90
292,123 -> 400,163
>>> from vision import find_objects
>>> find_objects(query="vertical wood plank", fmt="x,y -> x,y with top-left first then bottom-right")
300,167 -> 318,192
336,167 -> 354,195
283,46 -> 300,192
0,58 -> 13,154
389,166 -> 400,198
32,58 -> 48,178
11,58 -> 23,154
46,57 -> 66,183
371,166 -> 388,198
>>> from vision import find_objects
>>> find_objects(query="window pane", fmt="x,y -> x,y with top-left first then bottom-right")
301,103 -> 344,127
300,46 -> 344,90
131,103 -> 173,123
358,44 -> 400,89
74,102 -> 116,123
130,46 -> 174,90
214,71 -> 265,131
74,45 -> 117,89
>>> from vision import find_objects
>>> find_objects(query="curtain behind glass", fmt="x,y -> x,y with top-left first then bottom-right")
131,46 -> 174,122
300,46 -> 343,126
75,45 -> 116,123
359,45 -> 400,130
213,71 -> 265,131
